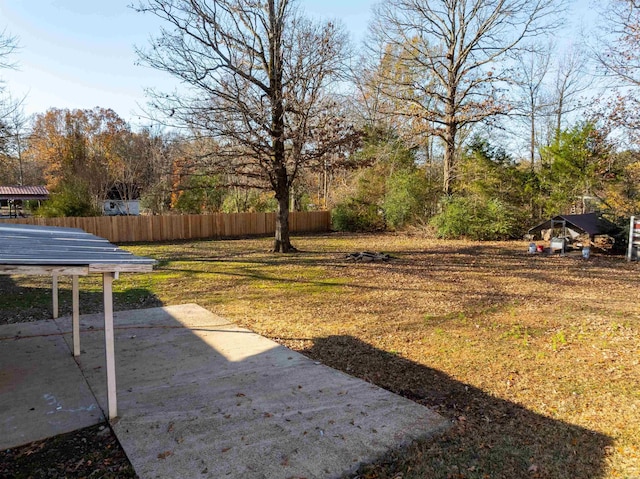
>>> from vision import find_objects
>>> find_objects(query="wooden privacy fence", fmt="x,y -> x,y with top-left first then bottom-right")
0,211 -> 331,243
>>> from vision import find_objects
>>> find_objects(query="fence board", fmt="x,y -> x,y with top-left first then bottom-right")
0,211 -> 330,243
628,216 -> 640,261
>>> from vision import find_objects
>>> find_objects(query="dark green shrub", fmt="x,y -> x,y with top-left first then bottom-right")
431,196 -> 522,240
383,170 -> 432,229
332,199 -> 385,232
221,189 -> 277,213
173,175 -> 227,213
37,180 -> 100,217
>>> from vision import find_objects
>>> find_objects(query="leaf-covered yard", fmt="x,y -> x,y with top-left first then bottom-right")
1,233 -> 638,478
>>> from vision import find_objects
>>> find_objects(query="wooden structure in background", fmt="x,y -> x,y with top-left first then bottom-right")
0,186 -> 49,218
0,211 -> 331,243
527,213 -> 617,241
0,223 -> 155,420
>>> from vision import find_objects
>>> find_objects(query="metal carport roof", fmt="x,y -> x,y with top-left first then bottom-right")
0,223 -> 155,420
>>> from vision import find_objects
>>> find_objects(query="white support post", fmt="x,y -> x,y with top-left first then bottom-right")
72,275 -> 80,357
52,273 -> 59,319
103,272 -> 118,420
628,216 -> 635,261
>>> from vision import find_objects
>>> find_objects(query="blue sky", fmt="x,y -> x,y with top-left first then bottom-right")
0,0 -> 373,125
0,0 -> 593,127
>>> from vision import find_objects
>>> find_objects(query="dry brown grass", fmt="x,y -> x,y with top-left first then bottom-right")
1,232 -> 638,478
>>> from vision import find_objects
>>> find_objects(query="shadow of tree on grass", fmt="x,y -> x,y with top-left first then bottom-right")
303,335 -> 612,479
0,275 -> 162,325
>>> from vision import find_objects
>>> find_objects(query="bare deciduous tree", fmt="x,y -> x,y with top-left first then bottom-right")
551,45 -> 591,138
2,98 -> 32,185
510,44 -> 553,170
369,0 -> 563,194
0,28 -> 17,71
591,1 -> 640,144
594,0 -> 640,87
135,0 -> 354,252
0,28 -> 20,164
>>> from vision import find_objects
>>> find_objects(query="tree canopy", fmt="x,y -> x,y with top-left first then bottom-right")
366,0 -> 563,194
135,0 -> 357,251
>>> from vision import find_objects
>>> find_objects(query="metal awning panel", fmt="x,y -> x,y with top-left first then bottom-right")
0,223 -> 155,269
0,223 -> 87,235
0,222 -> 155,420
0,252 -> 154,263
0,235 -> 111,244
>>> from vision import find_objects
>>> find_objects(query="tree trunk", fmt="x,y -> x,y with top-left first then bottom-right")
443,78 -> 457,196
556,91 -> 564,140
530,107 -> 536,173
268,0 -> 295,253
443,122 -> 456,196
273,177 -> 295,253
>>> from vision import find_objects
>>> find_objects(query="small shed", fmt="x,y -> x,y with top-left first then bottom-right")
528,213 -> 618,242
103,185 -> 141,216
103,199 -> 140,216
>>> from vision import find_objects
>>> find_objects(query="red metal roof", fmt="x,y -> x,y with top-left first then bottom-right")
0,186 -> 50,199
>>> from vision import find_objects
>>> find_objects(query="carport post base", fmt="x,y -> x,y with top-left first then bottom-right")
103,272 -> 117,420
52,273 -> 58,319
72,275 -> 80,356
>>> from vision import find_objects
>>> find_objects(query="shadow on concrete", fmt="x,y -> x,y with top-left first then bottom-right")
302,335 -> 613,479
0,305 -> 449,479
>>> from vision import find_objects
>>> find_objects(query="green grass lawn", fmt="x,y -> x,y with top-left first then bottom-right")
1,232 -> 638,478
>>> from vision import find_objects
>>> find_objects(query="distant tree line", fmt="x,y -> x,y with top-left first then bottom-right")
1,0 -> 640,246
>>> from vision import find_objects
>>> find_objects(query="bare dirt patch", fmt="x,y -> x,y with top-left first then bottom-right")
0,424 -> 136,479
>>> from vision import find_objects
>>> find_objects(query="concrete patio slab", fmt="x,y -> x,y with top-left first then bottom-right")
3,304 -> 449,478
0,320 -> 103,450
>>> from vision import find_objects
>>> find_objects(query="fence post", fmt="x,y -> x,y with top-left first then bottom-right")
629,216 -> 637,261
